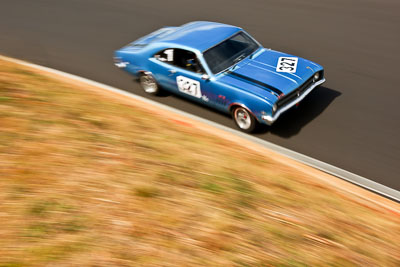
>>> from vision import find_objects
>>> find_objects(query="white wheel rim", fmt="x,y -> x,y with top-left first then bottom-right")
141,75 -> 157,93
234,108 -> 252,130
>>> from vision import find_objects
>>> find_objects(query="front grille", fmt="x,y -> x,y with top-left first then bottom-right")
275,73 -> 318,110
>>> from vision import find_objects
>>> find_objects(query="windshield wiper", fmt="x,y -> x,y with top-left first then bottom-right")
223,64 -> 239,74
233,53 -> 246,63
222,53 -> 246,74
220,53 -> 247,74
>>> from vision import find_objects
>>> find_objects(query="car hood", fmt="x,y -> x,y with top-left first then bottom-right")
225,48 -> 323,96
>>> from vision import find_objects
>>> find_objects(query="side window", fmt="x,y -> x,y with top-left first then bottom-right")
154,48 -> 205,74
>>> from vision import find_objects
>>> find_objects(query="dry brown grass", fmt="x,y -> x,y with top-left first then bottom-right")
0,59 -> 399,267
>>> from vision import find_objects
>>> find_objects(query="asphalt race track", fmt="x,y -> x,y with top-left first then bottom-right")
1,0 -> 399,190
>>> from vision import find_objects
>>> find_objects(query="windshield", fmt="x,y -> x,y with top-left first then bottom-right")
203,31 -> 260,74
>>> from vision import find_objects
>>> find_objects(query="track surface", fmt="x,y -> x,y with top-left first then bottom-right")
1,0 -> 399,190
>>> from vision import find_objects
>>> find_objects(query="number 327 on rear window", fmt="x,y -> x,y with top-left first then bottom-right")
276,57 -> 298,73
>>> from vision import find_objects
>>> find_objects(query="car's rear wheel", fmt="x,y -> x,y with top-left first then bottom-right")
139,73 -> 160,95
232,106 -> 257,133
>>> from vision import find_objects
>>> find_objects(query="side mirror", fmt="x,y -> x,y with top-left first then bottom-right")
201,74 -> 210,80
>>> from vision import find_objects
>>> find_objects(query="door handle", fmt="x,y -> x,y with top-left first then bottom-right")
168,69 -> 176,74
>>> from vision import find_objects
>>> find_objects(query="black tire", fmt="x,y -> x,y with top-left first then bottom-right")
232,106 -> 257,133
139,73 -> 160,95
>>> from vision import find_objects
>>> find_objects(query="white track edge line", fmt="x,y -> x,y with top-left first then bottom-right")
2,55 -> 399,203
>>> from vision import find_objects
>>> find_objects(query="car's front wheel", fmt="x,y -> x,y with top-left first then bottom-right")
232,106 -> 257,133
139,73 -> 160,95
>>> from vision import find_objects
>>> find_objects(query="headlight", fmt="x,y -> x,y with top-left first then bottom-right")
313,72 -> 320,82
272,103 -> 277,113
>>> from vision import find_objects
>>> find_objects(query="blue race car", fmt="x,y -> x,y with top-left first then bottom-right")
114,21 -> 325,132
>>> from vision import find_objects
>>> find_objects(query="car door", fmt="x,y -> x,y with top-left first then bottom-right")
149,48 -> 216,106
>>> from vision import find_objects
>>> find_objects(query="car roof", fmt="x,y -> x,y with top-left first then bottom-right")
158,21 -> 242,52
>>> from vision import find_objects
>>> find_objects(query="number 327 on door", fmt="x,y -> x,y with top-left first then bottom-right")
176,76 -> 202,98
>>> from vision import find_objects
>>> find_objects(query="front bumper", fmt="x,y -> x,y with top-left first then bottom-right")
261,78 -> 326,125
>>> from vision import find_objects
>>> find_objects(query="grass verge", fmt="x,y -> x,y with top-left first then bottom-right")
0,58 -> 399,266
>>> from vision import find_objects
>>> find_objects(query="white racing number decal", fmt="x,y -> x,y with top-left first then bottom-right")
176,76 -> 202,98
164,49 -> 174,62
276,57 -> 298,73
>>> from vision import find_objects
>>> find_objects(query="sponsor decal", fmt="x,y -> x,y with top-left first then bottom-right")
276,57 -> 298,73
201,95 -> 209,102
